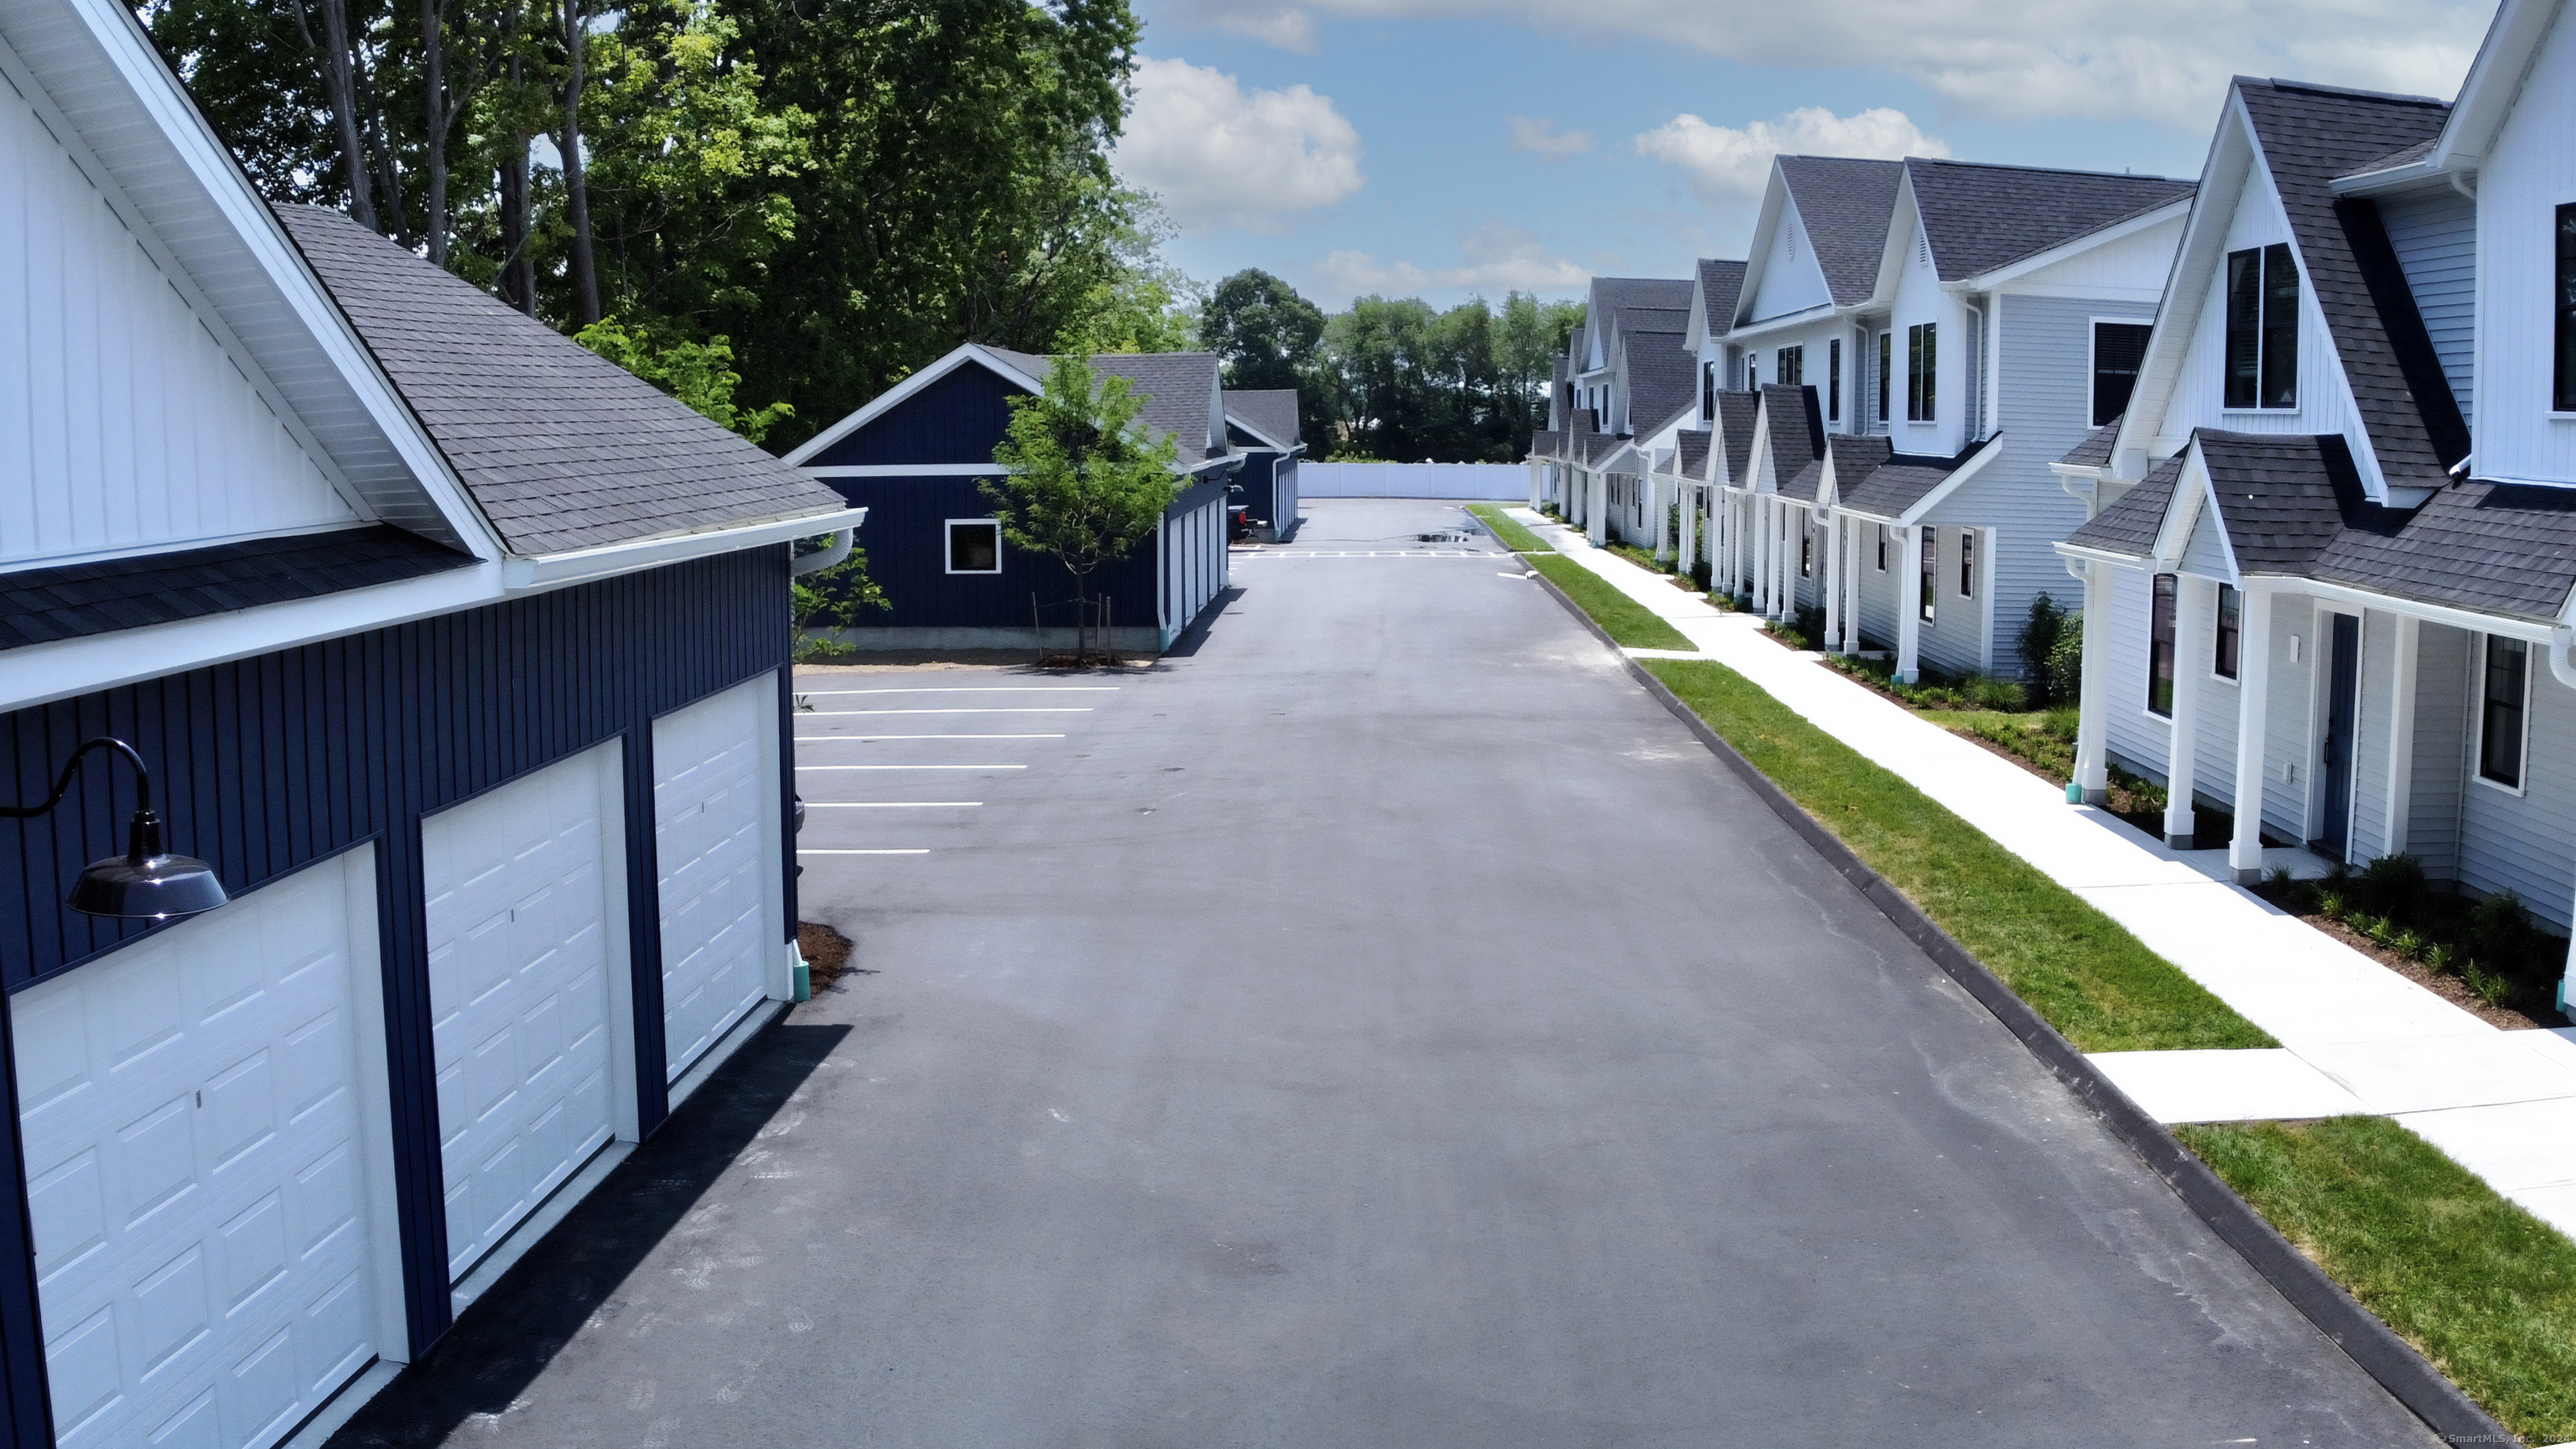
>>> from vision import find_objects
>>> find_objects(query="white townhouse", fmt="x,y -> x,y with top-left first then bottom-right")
2054,0 -> 2576,995
1710,156 -> 2194,681
1535,275 -> 1694,543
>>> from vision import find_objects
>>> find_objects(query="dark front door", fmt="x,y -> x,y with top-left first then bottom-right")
2318,612 -> 2360,857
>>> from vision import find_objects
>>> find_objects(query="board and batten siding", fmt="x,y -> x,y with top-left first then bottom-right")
2376,186 -> 2476,430
0,69 -> 358,567
807,363 -> 1020,469
2408,621 -> 2471,880
2470,0 -> 2576,488
0,548 -> 797,1363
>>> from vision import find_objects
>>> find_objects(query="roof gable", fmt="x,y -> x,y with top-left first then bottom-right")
1223,388 -> 1300,449
1904,158 -> 2195,281
1774,157 -> 1904,308
1685,258 -> 1748,349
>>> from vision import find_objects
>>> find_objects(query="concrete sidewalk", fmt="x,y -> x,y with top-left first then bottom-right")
1507,506 -> 2576,1242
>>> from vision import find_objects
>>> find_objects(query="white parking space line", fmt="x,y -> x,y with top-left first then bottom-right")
797,687 -> 1120,695
794,734 -> 1067,741
796,765 -> 1028,771
803,708 -> 1093,715
801,802 -> 983,808
797,849 -> 932,855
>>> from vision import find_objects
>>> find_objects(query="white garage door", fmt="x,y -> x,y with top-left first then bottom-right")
653,676 -> 779,1081
423,745 -> 621,1281
13,849 -> 398,1449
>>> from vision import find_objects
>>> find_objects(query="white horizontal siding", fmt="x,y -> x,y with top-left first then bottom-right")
2376,186 -> 2475,430
2470,0 -> 2576,487
0,69 -> 355,567
2260,598 -> 2317,841
2408,622 -> 2470,879
2102,564 -> 2168,776
2454,644 -> 2576,931
2350,610 -> 2398,860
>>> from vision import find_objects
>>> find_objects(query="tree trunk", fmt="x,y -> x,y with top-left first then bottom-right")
499,130 -> 534,314
313,0 -> 376,231
422,0 -> 446,266
558,0 -> 601,325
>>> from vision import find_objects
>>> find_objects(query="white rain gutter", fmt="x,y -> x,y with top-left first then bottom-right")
501,507 -> 859,591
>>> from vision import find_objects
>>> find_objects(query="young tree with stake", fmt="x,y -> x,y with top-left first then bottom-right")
985,352 -> 1179,661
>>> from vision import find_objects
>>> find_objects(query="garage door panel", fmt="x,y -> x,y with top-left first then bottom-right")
654,678 -> 776,1081
18,853 -> 392,1449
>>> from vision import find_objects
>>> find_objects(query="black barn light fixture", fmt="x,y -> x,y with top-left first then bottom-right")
3,737 -> 230,920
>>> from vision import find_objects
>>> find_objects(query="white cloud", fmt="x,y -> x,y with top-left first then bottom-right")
1505,115 -> 1593,160
1633,106 -> 1950,205
1172,0 -> 2489,129
1114,57 -> 1365,234
1310,220 -> 1591,299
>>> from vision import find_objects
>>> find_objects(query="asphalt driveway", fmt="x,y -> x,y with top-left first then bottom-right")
330,497 -> 2438,1446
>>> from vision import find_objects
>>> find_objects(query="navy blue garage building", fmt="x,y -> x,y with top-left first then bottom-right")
0,1 -> 852,1441
1221,389 -> 1303,541
785,345 -> 1240,653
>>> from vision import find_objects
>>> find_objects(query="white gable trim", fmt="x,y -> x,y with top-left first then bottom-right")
2334,0 -> 2560,192
781,343 -> 1044,465
1963,195 -> 2197,290
1892,435 -> 2007,525
1224,411 -> 1295,452
2112,99 -> 2259,480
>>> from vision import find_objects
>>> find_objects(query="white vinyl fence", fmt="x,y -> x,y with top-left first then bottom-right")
1295,462 -> 1528,500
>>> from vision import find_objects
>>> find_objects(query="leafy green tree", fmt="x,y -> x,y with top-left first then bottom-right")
792,543 -> 890,662
984,351 -> 1178,658
574,320 -> 793,443
1202,269 -> 1324,392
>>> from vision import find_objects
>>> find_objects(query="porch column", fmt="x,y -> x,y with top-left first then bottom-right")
2381,614 -> 2420,860
1822,510 -> 1844,652
1753,497 -> 1771,614
1841,517 -> 1863,653
2074,560 -> 2112,803
1654,475 -> 1672,562
1587,473 -> 1607,547
2164,576 -> 2210,848
2228,587 -> 2275,883
1676,483 -> 1698,579
1895,525 -> 1923,683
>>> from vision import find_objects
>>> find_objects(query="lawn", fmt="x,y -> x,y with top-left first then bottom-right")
1527,554 -> 1693,651
1465,503 -> 1551,553
2180,1117 -> 2576,1444
1642,657 -> 2270,1052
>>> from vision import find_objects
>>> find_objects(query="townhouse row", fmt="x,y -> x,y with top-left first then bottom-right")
1530,0 -> 2576,989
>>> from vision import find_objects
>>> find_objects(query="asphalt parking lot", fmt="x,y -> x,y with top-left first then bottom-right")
330,496 -> 2438,1447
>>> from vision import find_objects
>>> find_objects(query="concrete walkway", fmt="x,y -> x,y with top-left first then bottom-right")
1508,506 -> 2576,1243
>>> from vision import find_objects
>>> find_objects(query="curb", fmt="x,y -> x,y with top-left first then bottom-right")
1523,568 -> 2518,1448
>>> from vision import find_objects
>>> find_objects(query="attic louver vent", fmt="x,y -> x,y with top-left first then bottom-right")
1917,235 -> 1930,269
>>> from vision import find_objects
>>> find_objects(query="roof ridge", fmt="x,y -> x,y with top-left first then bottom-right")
2250,75 -> 2452,108
1909,156 -> 2194,185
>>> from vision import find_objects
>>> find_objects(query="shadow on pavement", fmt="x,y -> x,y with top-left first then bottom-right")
1158,585 -> 1247,659
325,1021 -> 853,1447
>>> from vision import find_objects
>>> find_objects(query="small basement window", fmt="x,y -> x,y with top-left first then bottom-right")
947,519 -> 1002,574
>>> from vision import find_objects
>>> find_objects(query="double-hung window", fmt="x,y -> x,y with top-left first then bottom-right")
2556,204 -> 2576,413
947,519 -> 1003,574
1778,345 -> 1805,386
1877,332 -> 1892,424
1827,338 -> 1843,423
2480,634 -> 2530,788
1918,530 -> 1938,622
2091,322 -> 2153,426
1957,530 -> 1976,598
2214,584 -> 2241,679
2148,574 -> 2178,716
2223,243 -> 2300,409
1906,323 -> 1937,422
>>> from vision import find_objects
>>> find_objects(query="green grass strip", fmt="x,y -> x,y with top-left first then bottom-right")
2179,1117 -> 2576,1442
1641,657 -> 2270,1052
1465,503 -> 1552,553
1528,554 -> 1693,651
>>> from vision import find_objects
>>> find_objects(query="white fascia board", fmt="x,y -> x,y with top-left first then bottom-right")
0,0 -> 500,560
781,345 -> 1041,465
2394,0 -> 2559,179
1684,283 -> 1710,351
2053,538 -> 2153,567
2148,441 -> 2210,567
1868,172 -> 1921,307
1732,168 -> 1793,328
1223,413 -> 1295,451
2272,575 -> 2558,641
1892,435 -> 2007,526
1961,196 -> 2197,291
1722,304 -> 1840,346
501,506 -> 857,590
2111,104 -> 2254,480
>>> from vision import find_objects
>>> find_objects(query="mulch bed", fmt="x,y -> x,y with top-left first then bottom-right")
797,921 -> 861,993
2243,887 -> 2552,1031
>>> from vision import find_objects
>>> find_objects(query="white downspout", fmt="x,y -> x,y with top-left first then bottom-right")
790,525 -> 858,576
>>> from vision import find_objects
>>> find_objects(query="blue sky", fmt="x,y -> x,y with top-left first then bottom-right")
1114,0 -> 2497,312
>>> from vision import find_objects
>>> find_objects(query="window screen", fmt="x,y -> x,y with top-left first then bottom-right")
2482,634 -> 2528,787
948,520 -> 1001,574
2091,323 -> 2152,427
2148,574 -> 2178,716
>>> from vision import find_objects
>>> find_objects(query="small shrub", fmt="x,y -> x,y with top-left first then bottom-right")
1690,558 -> 1712,589
2392,927 -> 2426,960
2427,943 -> 2459,975
2464,960 -> 2516,1006
2474,891 -> 2533,962
2318,891 -> 2346,922
2361,854 -> 2429,916
2018,594 -> 2071,706
2043,707 -> 2081,744
2263,866 -> 2294,888
1965,675 -> 2028,710
2045,626 -> 2084,707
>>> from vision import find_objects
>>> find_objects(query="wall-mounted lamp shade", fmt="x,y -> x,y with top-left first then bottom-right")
6,739 -> 231,921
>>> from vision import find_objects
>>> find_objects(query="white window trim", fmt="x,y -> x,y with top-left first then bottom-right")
944,517 -> 1005,574
2471,631 -> 2534,798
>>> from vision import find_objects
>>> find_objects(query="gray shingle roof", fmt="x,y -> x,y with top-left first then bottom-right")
2064,455 -> 2184,555
1758,384 -> 1824,485
1776,157 -> 1905,306
1591,277 -> 1696,324
1583,434 -> 1627,465
1840,459 -> 1961,520
2236,79 -> 2467,490
2059,420 -> 2121,469
1820,434 -> 1893,503
990,349 -> 1228,466
1696,259 -> 1747,338
1527,429 -> 1561,461
1223,388 -> 1300,448
2340,136 -> 2438,179
1711,392 -> 1759,482
1624,330 -> 1697,436
1786,460 -> 1824,498
0,525 -> 472,651
275,205 -> 847,556
1907,158 -> 2194,281
2313,480 -> 2576,621
1674,431 -> 1712,475
2196,430 -> 2389,572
